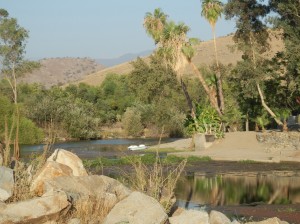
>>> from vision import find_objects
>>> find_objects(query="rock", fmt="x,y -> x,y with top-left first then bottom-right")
171,207 -> 185,217
31,161 -> 73,196
169,209 -> 209,224
0,166 -> 14,202
45,175 -> 131,203
0,190 -> 70,224
245,217 -> 289,224
47,149 -> 88,176
67,218 -> 81,224
231,220 -> 241,224
103,191 -> 168,224
194,134 -> 206,151
209,210 -> 231,224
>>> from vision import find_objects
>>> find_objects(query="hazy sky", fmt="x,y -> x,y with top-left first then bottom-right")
1,0 -> 235,60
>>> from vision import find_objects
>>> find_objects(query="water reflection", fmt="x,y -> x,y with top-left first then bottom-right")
175,173 -> 300,208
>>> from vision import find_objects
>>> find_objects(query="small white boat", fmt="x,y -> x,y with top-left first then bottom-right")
128,144 -> 148,151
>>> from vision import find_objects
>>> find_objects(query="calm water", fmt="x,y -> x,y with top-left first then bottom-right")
20,138 -> 176,158
175,173 -> 300,208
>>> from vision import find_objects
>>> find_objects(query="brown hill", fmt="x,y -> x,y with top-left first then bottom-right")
75,33 -> 284,86
19,57 -> 104,88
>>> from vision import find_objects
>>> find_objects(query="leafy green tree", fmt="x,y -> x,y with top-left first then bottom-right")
0,9 -> 29,160
224,0 -> 283,127
128,56 -> 180,104
96,74 -> 134,124
200,0 -> 225,113
269,0 -> 300,112
122,107 -> 144,137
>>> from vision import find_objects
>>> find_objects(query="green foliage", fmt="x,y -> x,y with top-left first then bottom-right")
201,0 -> 223,27
185,105 -> 224,138
18,117 -> 44,144
0,11 -> 28,68
254,113 -> 270,132
0,94 -> 44,144
122,107 -> 144,137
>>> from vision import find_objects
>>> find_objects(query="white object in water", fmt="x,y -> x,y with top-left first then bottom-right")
128,144 -> 148,151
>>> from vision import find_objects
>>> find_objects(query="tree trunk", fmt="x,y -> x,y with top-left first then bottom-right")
12,63 -> 20,160
256,82 -> 283,126
212,26 -> 225,113
189,62 -> 222,116
180,78 -> 196,119
249,33 -> 283,127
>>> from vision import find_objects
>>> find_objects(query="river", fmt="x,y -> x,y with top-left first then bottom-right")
20,139 -> 300,222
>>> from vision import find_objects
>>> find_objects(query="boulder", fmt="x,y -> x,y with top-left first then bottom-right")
67,218 -> 81,224
0,190 -> 70,224
0,166 -> 14,202
45,175 -> 131,203
31,161 -> 73,196
47,149 -> 88,176
209,210 -> 231,224
103,191 -> 168,224
169,209 -> 209,224
245,217 -> 289,224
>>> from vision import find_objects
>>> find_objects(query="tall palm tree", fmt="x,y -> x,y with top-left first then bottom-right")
144,8 -> 221,116
201,0 -> 225,114
144,8 -> 168,44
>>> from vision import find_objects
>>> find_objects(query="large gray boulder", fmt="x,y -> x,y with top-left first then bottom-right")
209,210 -> 231,224
31,161 -> 73,196
45,175 -> 131,202
0,166 -> 14,202
103,191 -> 168,224
169,209 -> 209,224
0,190 -> 70,224
47,149 -> 88,176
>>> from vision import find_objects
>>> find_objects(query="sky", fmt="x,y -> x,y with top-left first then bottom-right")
1,0 -> 236,60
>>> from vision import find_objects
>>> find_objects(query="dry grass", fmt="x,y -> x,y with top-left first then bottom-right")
7,161 -> 35,202
65,196 -> 116,224
124,153 -> 187,213
6,143 -> 52,203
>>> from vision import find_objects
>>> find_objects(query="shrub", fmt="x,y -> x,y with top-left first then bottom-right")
122,107 -> 144,137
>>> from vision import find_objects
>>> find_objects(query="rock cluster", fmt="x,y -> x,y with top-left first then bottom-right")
256,131 -> 300,152
0,149 -> 291,224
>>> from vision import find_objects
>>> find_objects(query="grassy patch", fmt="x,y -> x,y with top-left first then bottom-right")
187,155 -> 212,163
238,159 -> 257,164
84,154 -> 212,171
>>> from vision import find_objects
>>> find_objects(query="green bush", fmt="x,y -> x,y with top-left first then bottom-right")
18,117 -> 44,144
122,107 -> 144,137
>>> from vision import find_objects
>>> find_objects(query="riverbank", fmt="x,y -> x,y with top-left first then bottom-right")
152,131 -> 300,163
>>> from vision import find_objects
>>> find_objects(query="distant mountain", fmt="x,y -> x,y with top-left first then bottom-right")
19,57 -> 104,88
76,33 -> 284,87
96,50 -> 153,67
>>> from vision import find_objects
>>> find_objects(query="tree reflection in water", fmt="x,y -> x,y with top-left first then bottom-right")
175,173 -> 300,207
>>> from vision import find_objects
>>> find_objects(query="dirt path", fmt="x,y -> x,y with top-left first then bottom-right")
153,131 -> 300,163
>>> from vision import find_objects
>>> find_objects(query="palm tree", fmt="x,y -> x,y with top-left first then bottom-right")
201,0 -> 225,114
144,8 -> 168,44
144,8 -> 221,116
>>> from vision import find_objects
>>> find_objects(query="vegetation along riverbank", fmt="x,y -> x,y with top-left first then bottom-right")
1,0 -> 300,223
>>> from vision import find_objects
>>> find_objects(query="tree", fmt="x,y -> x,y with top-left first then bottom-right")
144,8 -> 168,45
201,0 -> 225,113
143,9 -> 222,117
224,0 -> 283,127
269,0 -> 300,111
0,9 -> 29,160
